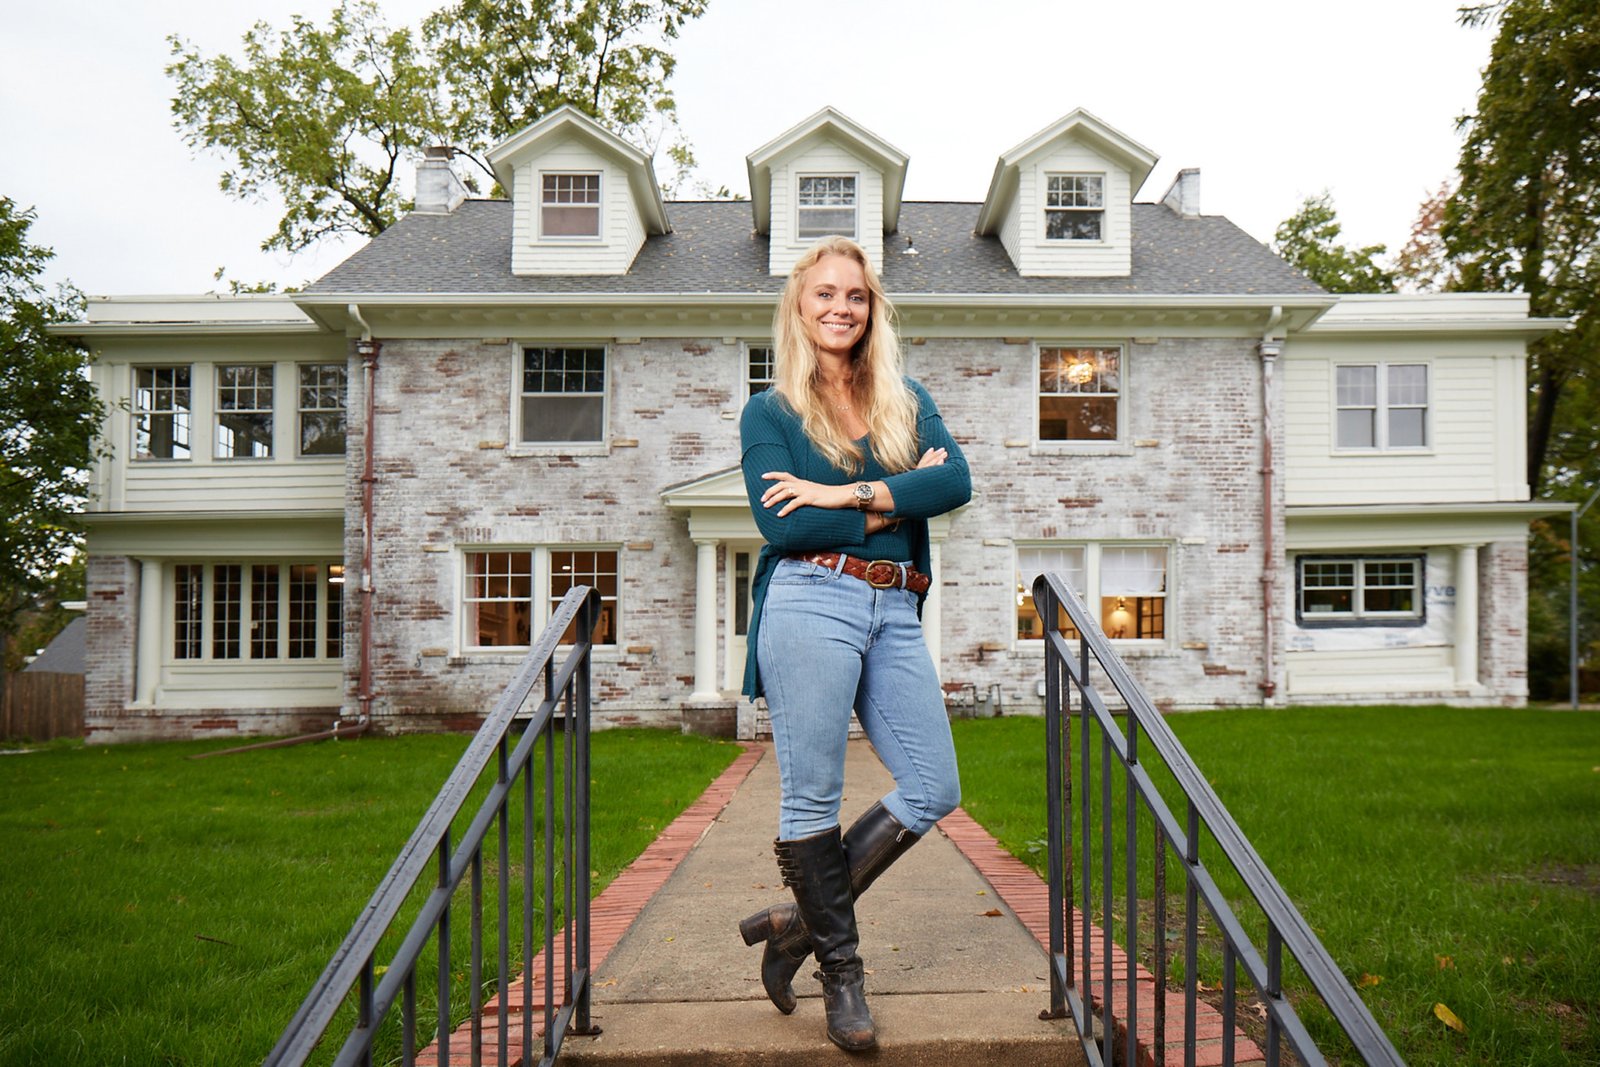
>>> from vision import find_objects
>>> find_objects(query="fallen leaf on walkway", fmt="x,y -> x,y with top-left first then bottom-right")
751,883 -> 767,890
664,936 -> 675,943
1436,955 -> 1454,970
976,890 -> 987,896
703,881 -> 713,888
980,908 -> 1003,917
1433,1002 -> 1466,1033
596,978 -> 617,988
1357,973 -> 1383,988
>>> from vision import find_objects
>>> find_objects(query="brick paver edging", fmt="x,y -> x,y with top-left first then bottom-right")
938,806 -> 1265,1067
415,743 -> 765,1067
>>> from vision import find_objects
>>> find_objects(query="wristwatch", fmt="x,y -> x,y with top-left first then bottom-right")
853,482 -> 875,510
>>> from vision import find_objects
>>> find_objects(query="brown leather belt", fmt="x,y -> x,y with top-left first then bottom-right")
789,552 -> 931,594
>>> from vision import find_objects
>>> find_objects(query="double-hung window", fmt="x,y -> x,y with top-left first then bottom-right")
216,364 -> 274,459
746,344 -> 775,398
797,175 -> 857,240
464,548 -> 619,649
298,363 -> 347,456
1038,345 -> 1120,442
1335,363 -> 1428,449
133,366 -> 192,460
171,560 -> 343,661
1044,174 -> 1104,241
1016,543 -> 1168,643
541,173 -> 601,237
1297,555 -> 1424,625
520,346 -> 606,444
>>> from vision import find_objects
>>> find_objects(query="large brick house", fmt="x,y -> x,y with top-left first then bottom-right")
61,106 -> 1564,742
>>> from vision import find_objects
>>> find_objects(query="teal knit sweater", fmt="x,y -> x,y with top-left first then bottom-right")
739,378 -> 971,698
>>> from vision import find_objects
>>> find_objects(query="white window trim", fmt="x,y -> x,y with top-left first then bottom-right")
296,361 -> 348,461
1294,553 -> 1426,627
537,169 -> 605,243
213,363 -> 276,462
743,340 -> 776,404
164,559 -> 344,666
1032,341 -> 1130,451
1040,171 -> 1108,245
457,545 -> 622,656
507,342 -> 611,457
793,171 -> 860,243
1331,360 -> 1432,454
1014,541 -> 1174,652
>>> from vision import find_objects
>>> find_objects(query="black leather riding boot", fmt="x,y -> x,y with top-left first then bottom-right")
739,801 -> 919,1013
773,825 -> 876,1051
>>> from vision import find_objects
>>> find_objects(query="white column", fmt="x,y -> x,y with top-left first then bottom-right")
136,558 -> 162,705
1454,544 -> 1480,688
925,539 -> 944,681
690,539 -> 720,700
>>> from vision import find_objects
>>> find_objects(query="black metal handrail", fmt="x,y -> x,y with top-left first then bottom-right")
265,586 -> 602,1067
1033,573 -> 1404,1067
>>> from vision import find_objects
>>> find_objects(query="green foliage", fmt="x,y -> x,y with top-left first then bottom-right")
954,708 -> 1600,1066
166,0 -> 709,254
0,728 -> 738,1064
1444,0 -> 1600,495
1272,192 -> 1397,293
3,551 -> 84,672
0,198 -> 102,648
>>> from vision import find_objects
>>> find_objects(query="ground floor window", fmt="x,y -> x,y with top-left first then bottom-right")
1016,542 -> 1168,643
464,547 -> 618,649
1296,554 -> 1424,625
171,560 -> 344,661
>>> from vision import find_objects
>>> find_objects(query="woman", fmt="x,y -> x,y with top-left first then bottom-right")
737,236 -> 971,1052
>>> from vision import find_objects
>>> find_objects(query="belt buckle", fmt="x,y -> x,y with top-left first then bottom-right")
865,559 -> 899,589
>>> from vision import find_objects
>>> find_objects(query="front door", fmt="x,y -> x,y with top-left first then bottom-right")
724,542 -> 761,691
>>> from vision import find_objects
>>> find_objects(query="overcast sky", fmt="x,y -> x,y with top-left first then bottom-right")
1,0 -> 1495,296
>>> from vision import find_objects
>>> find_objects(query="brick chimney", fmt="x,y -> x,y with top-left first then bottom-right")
1161,168 -> 1201,218
414,146 -> 467,214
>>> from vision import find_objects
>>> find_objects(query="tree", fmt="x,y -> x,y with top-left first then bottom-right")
1444,0 -> 1599,496
1394,181 -> 1463,293
167,0 -> 709,255
0,198 -> 103,676
1271,193 -> 1397,293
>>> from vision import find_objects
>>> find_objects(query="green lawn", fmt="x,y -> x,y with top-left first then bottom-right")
953,707 -> 1600,1066
0,728 -> 739,1066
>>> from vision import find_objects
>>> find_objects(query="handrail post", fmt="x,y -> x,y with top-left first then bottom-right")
1041,580 -> 1067,1021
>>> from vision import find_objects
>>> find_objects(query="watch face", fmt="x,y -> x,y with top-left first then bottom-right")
855,483 -> 874,502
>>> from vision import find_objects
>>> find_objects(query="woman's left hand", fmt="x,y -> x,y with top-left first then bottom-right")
760,471 -> 852,516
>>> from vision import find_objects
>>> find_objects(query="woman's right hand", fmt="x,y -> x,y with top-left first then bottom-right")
916,447 -> 948,469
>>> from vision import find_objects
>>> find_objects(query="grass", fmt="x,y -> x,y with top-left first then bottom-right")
0,727 -> 739,1066
952,707 -> 1600,1066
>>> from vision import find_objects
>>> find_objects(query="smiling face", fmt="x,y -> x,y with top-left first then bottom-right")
798,253 -> 871,362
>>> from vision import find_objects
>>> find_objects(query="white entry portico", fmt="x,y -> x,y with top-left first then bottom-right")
662,467 -> 955,703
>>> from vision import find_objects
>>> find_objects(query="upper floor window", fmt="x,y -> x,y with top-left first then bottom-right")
215,364 -> 274,459
1044,174 -> 1104,241
520,346 -> 606,444
747,344 -> 775,397
1016,542 -> 1168,643
541,173 -> 601,237
1039,345 -> 1120,442
298,363 -> 347,456
1335,364 -> 1428,450
1297,555 -> 1424,625
133,366 -> 192,460
464,547 -> 618,649
797,175 -> 857,240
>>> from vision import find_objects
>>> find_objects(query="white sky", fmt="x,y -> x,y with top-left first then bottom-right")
0,0 -> 1494,296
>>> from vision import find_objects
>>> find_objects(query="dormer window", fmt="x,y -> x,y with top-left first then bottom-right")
797,175 -> 857,240
1044,173 -> 1104,241
541,173 -> 601,238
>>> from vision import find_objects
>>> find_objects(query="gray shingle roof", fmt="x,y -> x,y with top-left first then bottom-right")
303,200 -> 1324,298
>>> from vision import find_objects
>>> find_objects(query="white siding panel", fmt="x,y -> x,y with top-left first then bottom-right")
999,190 -> 1021,267
1282,337 -> 1528,506
122,462 -> 343,511
158,662 -> 342,708
1286,646 -> 1455,695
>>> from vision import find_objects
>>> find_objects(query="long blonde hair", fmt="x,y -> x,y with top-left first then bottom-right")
772,237 -> 919,475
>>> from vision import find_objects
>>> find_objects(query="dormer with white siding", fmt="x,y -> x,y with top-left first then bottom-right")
487,105 -> 670,276
975,109 -> 1157,277
746,107 -> 908,277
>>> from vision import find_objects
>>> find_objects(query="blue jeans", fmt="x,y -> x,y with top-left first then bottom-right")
757,555 -> 961,839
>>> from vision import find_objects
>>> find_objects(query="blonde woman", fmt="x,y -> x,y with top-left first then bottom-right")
737,236 -> 970,1051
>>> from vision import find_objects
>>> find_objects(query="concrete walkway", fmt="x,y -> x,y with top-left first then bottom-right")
422,739 -> 1261,1066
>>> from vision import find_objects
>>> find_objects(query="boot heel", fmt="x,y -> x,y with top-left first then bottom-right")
739,909 -> 776,946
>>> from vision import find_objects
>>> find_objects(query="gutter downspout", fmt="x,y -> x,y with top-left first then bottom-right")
1259,306 -> 1284,703
350,304 -> 378,725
